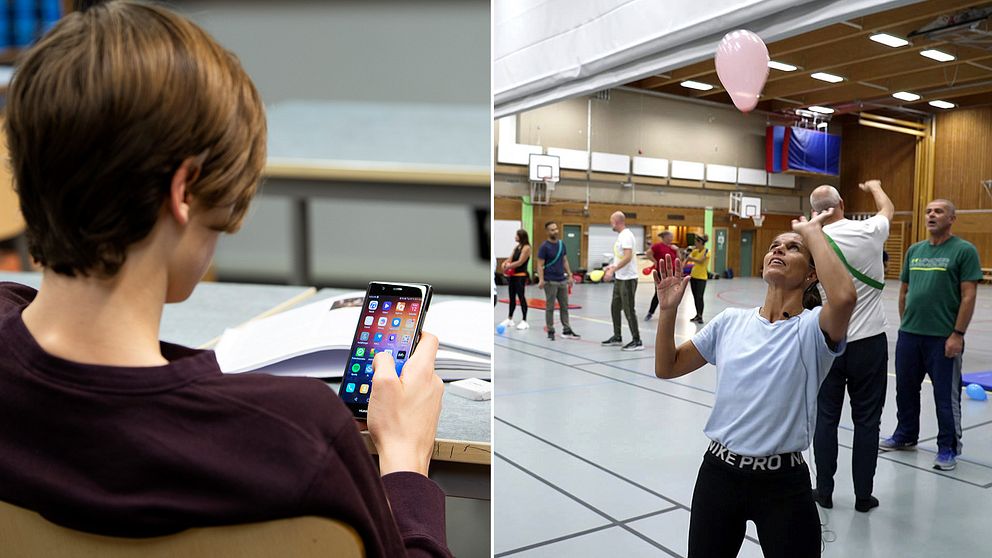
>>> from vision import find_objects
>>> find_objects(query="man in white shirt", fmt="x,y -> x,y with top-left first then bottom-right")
602,211 -> 642,351
809,179 -> 893,513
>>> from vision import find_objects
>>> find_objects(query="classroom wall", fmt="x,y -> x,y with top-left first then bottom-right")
172,1 -> 492,294
173,0 -> 489,105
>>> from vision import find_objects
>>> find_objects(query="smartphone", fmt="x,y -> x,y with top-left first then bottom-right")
338,281 -> 433,419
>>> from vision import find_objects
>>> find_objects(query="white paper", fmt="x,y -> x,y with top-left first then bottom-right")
213,292 -> 491,380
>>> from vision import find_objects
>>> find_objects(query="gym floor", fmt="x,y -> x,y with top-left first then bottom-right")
494,276 -> 992,557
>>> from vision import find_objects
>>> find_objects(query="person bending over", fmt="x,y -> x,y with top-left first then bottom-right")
0,2 -> 450,556
654,209 -> 855,558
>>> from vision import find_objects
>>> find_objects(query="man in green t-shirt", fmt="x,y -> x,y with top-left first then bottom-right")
881,199 -> 982,471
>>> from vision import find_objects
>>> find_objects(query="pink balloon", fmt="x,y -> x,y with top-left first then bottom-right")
715,30 -> 770,113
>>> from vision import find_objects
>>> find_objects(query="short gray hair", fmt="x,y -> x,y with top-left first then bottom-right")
810,185 -> 841,212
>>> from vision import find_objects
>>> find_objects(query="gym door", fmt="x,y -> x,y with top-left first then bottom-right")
740,230 -> 754,277
563,225 -> 581,272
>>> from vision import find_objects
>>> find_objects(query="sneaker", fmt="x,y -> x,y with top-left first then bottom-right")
691,316 -> 703,324
516,320 -> 530,330
855,495 -> 879,512
499,318 -> 515,328
561,328 -> 580,339
644,313 -> 653,321
621,339 -> 644,351
547,330 -> 555,341
879,436 -> 917,451
933,449 -> 957,471
601,336 -> 623,346
811,488 -> 832,509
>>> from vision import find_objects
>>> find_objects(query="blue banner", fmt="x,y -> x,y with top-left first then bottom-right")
787,126 -> 841,176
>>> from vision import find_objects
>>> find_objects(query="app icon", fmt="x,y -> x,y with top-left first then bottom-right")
397,302 -> 406,311
368,300 -> 378,310
359,384 -> 369,394
355,347 -> 365,357
410,302 -> 420,312
382,301 -> 392,311
365,364 -> 373,373
345,383 -> 356,393
350,363 -> 360,373
397,350 -> 407,359
391,318 -> 401,328
384,349 -> 393,356
388,334 -> 397,342
402,335 -> 411,343
373,333 -> 383,342
377,317 -> 387,327
364,316 -> 374,326
359,332 -> 369,341
369,348 -> 376,356
405,319 -> 415,328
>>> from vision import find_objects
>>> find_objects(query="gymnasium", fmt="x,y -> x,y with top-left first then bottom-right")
493,0 -> 992,556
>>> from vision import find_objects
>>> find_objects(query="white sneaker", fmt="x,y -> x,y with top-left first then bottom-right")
499,318 -> 515,328
516,320 -> 530,330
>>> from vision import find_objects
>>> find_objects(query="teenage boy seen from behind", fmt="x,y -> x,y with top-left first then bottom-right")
0,2 -> 450,557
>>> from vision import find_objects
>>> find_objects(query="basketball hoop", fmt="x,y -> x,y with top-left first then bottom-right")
752,214 -> 765,228
530,175 -> 557,205
529,154 -> 560,205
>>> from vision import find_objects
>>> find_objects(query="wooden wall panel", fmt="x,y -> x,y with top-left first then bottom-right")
494,197 -> 520,221
932,106 -> 992,268
934,106 -> 992,211
839,122 -> 917,213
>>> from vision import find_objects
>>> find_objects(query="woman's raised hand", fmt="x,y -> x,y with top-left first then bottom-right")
655,254 -> 690,312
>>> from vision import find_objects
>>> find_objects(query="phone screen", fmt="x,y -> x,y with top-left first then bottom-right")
339,282 -> 431,418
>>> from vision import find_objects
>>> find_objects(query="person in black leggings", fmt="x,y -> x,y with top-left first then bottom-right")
500,229 -> 531,330
654,209 -> 856,557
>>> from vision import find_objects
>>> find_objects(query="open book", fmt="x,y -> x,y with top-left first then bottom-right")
214,292 -> 491,380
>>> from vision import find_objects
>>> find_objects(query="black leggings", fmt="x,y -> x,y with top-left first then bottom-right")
690,278 -> 706,318
508,276 -> 527,320
688,445 -> 820,558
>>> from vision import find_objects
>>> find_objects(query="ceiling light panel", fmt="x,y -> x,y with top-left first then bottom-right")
680,80 -> 714,91
892,91 -> 921,101
808,106 -> 835,114
920,49 -> 955,62
811,72 -> 844,83
768,60 -> 798,72
928,100 -> 955,109
869,33 -> 909,48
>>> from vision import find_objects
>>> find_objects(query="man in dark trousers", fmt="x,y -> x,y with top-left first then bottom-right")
645,230 -> 678,320
809,180 -> 893,513
537,221 -> 579,341
881,199 -> 982,472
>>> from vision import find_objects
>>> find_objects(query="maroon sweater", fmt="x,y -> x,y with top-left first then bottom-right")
0,283 -> 450,557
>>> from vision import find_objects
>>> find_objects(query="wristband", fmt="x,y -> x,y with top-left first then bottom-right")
953,329 -> 966,337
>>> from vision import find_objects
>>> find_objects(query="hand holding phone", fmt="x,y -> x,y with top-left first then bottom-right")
338,282 -> 432,419
367,332 -> 443,477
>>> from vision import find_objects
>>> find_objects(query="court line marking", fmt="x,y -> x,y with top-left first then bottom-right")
496,343 -> 992,488
498,344 -> 712,409
493,501 -> 685,558
495,415 -> 763,549
494,452 -> 683,558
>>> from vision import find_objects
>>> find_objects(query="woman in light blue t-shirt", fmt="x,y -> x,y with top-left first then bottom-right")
653,208 -> 856,558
